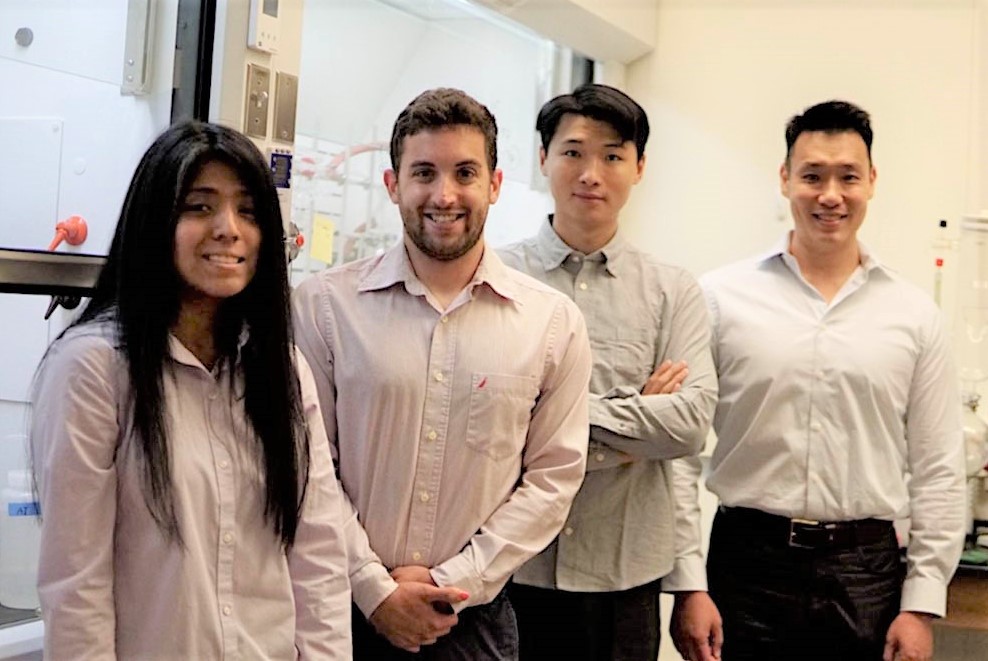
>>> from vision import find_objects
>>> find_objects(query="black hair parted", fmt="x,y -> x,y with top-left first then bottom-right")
64,121 -> 309,547
536,83 -> 650,159
785,100 -> 873,165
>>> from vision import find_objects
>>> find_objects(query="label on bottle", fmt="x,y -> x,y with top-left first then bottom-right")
7,502 -> 40,516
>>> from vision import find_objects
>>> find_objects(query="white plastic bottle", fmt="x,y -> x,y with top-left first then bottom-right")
0,469 -> 41,610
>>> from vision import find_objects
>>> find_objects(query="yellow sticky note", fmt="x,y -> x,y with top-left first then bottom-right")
311,214 -> 336,264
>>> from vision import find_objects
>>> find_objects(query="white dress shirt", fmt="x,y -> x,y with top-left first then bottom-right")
698,235 -> 965,616
32,321 -> 352,659
292,244 -> 592,617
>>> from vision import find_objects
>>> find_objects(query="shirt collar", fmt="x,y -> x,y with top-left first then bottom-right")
536,215 -> 626,276
358,241 -> 520,303
763,230 -> 890,277
167,324 -> 249,373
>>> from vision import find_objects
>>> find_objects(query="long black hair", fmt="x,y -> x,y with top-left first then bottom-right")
66,121 -> 308,546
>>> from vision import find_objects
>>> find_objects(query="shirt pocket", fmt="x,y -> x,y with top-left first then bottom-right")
465,372 -> 539,460
590,335 -> 655,391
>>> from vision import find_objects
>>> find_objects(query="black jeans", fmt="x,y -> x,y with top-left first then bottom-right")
708,508 -> 904,661
351,588 -> 519,660
508,578 -> 662,661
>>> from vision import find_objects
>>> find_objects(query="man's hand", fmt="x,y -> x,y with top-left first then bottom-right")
671,591 -> 723,661
883,611 -> 934,661
642,359 -> 689,395
368,568 -> 468,652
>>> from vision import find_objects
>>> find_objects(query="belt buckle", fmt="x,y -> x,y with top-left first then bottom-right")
788,518 -> 835,548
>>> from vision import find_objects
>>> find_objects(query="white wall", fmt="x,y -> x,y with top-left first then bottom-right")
624,0 -> 976,298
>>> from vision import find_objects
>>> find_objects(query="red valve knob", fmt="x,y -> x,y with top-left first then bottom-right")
48,215 -> 88,251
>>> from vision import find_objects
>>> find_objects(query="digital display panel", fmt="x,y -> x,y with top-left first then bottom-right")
270,152 -> 292,189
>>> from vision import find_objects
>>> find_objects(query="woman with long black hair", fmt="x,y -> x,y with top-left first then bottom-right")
31,121 -> 351,659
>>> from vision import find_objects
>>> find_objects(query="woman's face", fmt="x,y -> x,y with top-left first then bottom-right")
173,160 -> 262,311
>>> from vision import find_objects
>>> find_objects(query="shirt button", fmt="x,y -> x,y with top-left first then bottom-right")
209,391 -> 218,401
441,316 -> 449,324
412,551 -> 422,561
420,491 -> 430,503
434,371 -> 444,382
595,452 -> 605,462
223,532 -> 233,544
578,282 -> 588,291
570,255 -> 581,263
427,430 -> 438,441
810,421 -> 822,432
563,527 -> 574,536
219,460 -> 229,469
222,605 -> 232,616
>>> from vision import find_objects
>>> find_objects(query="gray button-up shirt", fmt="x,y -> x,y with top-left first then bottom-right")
498,218 -> 717,592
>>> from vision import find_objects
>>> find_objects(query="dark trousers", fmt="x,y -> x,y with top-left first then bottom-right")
708,507 -> 904,661
351,588 -> 518,660
508,578 -> 662,661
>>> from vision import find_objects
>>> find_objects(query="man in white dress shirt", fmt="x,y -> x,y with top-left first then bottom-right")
687,100 -> 965,661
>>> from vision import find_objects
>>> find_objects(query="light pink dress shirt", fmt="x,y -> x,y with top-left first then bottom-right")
292,244 -> 592,617
31,321 -> 352,659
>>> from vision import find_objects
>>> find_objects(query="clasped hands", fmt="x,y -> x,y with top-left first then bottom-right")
368,564 -> 469,653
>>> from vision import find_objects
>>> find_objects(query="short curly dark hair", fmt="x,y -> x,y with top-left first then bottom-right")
389,88 -> 498,172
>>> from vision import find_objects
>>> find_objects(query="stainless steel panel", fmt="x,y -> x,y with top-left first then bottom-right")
244,63 -> 271,139
273,71 -> 297,144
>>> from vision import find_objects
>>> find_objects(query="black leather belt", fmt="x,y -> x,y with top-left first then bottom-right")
718,506 -> 894,549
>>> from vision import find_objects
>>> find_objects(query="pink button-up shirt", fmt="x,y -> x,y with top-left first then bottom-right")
32,322 -> 352,659
292,245 -> 592,617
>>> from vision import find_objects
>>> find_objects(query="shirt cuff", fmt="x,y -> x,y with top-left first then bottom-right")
900,575 -> 948,617
430,555 -> 485,613
351,561 -> 398,618
661,557 -> 708,593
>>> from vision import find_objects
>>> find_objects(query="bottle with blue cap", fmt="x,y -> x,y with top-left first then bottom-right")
0,469 -> 41,610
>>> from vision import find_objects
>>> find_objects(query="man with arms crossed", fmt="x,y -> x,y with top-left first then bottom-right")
499,83 -> 720,661
293,88 -> 593,659
683,100 -> 965,661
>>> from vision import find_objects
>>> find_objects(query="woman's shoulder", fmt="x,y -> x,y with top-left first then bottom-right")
43,320 -> 123,378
